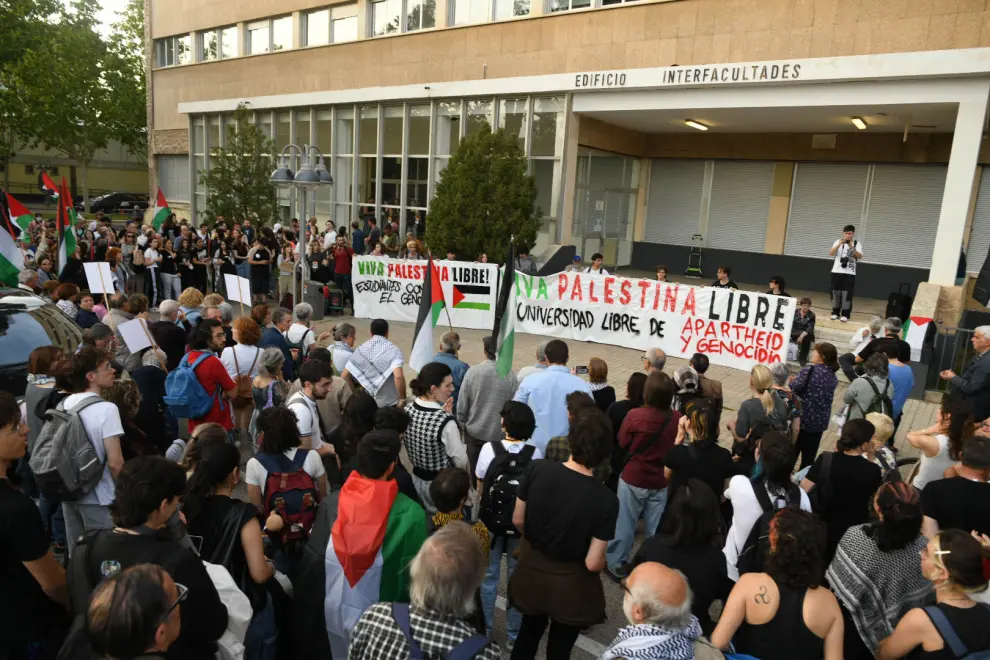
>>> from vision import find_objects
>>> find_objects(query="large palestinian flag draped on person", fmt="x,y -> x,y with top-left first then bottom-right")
323,474 -> 426,659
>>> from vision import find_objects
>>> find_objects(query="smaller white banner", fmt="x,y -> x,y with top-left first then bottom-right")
117,317 -> 156,355
224,274 -> 251,305
83,262 -> 115,294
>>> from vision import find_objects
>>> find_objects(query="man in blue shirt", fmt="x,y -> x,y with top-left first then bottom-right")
432,332 -> 469,413
350,221 -> 365,255
513,339 -> 592,452
258,307 -> 295,381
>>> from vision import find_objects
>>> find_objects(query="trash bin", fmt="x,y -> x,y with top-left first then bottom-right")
303,280 -> 325,321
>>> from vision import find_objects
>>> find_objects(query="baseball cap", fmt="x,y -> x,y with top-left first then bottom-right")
573,255 -> 582,262
273,223 -> 282,232
674,365 -> 699,393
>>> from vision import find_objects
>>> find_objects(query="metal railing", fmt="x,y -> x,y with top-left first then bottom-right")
925,326 -> 976,392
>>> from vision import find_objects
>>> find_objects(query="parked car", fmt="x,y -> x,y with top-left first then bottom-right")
0,289 -> 82,396
77,192 -> 150,213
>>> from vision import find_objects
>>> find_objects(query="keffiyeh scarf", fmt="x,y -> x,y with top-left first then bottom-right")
589,381 -> 610,392
600,618 -> 703,660
347,335 -> 403,395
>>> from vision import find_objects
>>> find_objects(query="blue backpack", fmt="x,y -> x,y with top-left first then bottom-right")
164,352 -> 223,419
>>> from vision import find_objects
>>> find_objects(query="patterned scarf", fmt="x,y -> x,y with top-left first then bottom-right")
347,335 -> 403,395
589,381 -> 610,392
600,618 -> 703,660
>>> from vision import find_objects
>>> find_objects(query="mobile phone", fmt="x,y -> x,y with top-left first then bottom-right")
575,365 -> 588,375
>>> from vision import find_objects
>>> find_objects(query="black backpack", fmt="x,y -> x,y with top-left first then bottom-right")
736,479 -> 802,576
861,378 -> 894,417
808,451 -> 834,516
284,327 -> 312,371
57,531 -> 101,660
480,443 -> 536,538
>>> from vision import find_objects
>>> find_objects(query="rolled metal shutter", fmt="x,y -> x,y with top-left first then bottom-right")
707,161 -> 773,252
644,159 -> 705,246
965,169 -> 990,273
864,164 -> 947,268
785,162 -> 869,259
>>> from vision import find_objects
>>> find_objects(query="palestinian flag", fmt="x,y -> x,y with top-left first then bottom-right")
409,255 -> 445,372
5,192 -> 32,234
56,177 -> 76,270
41,172 -> 58,200
0,210 -> 23,287
493,244 -> 516,378
904,317 -> 933,362
452,283 -> 491,311
323,474 -> 427,659
152,186 -> 170,230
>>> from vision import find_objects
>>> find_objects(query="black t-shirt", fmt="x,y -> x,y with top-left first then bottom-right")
72,531 -> 229,660
517,460 -> 618,562
711,280 -> 738,289
664,442 -> 734,503
0,480 -> 66,647
187,496 -> 266,610
858,336 -> 912,363
633,539 -> 730,635
921,478 -> 990,537
807,452 -> 882,562
159,251 -> 176,274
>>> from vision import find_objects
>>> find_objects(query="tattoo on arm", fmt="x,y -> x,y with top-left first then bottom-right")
754,585 -> 771,605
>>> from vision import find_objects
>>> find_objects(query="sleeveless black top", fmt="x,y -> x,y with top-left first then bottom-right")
734,584 -> 825,660
907,602 -> 990,660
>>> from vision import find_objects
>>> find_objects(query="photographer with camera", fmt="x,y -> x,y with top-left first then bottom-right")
828,224 -> 863,322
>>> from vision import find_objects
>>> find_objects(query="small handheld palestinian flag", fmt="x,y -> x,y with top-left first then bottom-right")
4,192 -> 32,235
0,194 -> 23,287
56,177 -> 76,271
493,242 -> 516,378
903,317 -> 934,362
40,172 -> 59,201
409,255 -> 446,372
152,187 -> 170,230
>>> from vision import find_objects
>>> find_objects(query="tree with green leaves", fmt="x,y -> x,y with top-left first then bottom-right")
8,0 -> 113,211
103,0 -> 147,162
426,124 -> 540,264
198,104 -> 279,227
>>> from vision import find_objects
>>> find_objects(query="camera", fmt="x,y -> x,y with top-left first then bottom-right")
840,257 -> 849,269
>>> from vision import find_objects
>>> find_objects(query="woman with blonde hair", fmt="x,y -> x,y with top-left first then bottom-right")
178,287 -> 204,326
730,364 -> 790,444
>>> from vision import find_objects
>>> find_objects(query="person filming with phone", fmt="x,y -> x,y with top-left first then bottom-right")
828,224 -> 863,323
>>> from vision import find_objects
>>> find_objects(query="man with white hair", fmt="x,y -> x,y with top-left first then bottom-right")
286,302 -> 331,364
941,325 -> 990,422
17,269 -> 41,294
432,331 -> 469,411
643,347 -> 667,374
601,562 -> 704,660
149,300 -> 190,371
348,521 -> 500,660
516,340 -> 549,382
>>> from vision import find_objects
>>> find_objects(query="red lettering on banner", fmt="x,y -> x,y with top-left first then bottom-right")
663,285 -> 679,312
589,280 -> 600,303
440,266 -> 449,281
604,277 -> 615,305
638,280 -> 651,308
558,274 -> 569,300
620,280 -> 632,306
570,275 -> 583,302
681,288 -> 697,316
721,321 -> 731,337
704,321 -> 718,339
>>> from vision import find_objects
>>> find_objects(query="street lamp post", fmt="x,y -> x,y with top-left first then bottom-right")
270,144 -> 333,305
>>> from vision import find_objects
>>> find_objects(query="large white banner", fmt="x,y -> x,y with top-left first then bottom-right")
511,271 -> 796,371
351,257 -> 797,371
352,256 -> 497,330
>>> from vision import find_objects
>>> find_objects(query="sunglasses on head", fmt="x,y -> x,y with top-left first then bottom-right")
159,582 -> 188,624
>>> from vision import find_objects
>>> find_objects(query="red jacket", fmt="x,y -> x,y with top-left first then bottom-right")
618,408 -> 680,490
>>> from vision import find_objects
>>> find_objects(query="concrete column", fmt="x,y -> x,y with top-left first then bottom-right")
764,162 -> 794,254
929,100 -> 988,285
237,22 -> 247,56
633,158 -> 650,242
292,11 -> 303,48
559,112 -> 580,245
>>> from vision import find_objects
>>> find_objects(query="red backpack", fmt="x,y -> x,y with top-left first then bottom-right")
255,450 -> 319,545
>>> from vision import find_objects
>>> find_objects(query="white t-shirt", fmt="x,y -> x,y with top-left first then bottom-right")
331,346 -> 352,376
245,447 -> 326,496
323,231 -> 337,250
144,248 -> 161,267
220,345 -> 263,380
287,391 -> 323,450
831,239 -> 863,275
912,434 -> 953,491
475,439 -> 543,481
64,393 -> 125,507
722,475 -> 812,581
584,266 -> 610,276
285,324 -> 316,355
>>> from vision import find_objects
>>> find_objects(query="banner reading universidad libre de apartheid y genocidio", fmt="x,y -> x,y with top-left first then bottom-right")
512,271 -> 796,372
351,256 -> 498,330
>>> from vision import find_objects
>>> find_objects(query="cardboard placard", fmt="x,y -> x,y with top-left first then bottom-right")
83,262 -> 115,294
224,274 -> 251,305
117,317 -> 155,355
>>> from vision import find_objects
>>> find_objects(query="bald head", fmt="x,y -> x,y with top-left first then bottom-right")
644,348 -> 666,373
623,562 -> 692,628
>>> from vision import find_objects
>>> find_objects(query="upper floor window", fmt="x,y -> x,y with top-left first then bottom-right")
199,25 -> 237,61
247,16 -> 292,54
154,34 -> 192,68
304,5 -> 360,46
548,0 -> 590,11
371,0 -> 435,36
452,0 -> 528,25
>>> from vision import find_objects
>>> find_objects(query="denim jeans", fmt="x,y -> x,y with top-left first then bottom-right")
244,593 -> 277,660
62,502 -> 114,555
606,478 -> 667,572
482,536 -> 521,642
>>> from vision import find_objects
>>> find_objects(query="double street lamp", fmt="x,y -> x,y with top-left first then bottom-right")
270,144 -> 333,301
